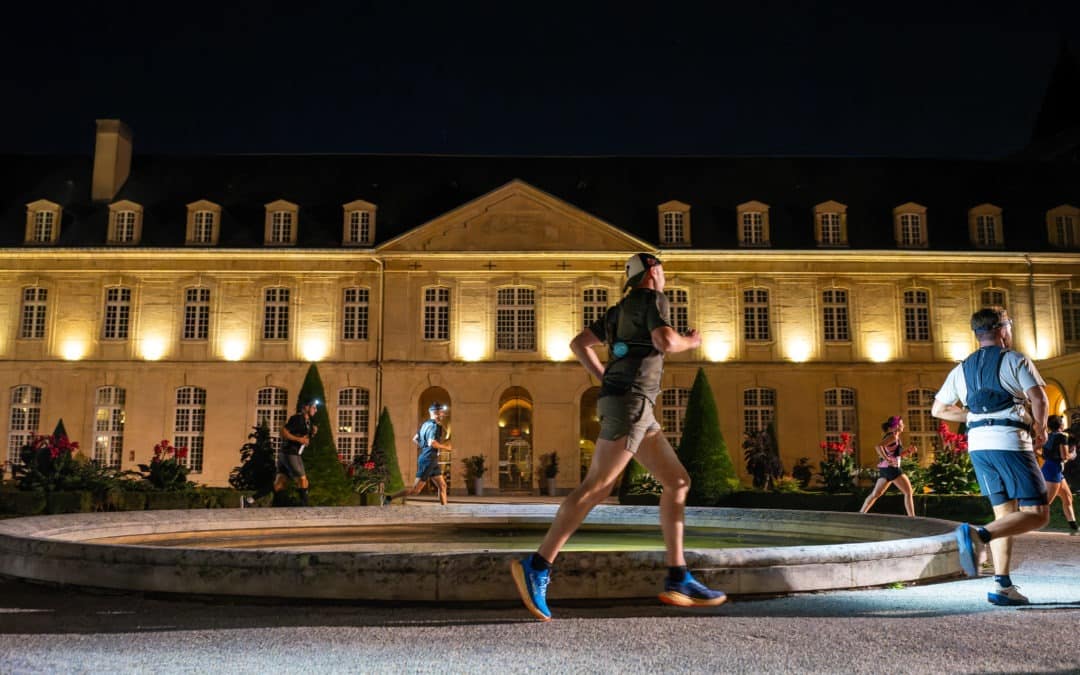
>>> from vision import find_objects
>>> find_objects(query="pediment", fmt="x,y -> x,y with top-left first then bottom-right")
893,201 -> 926,214
378,179 -> 652,253
265,199 -> 298,211
814,200 -> 847,213
187,199 -> 221,211
26,199 -> 60,211
343,199 -> 377,211
657,200 -> 690,212
737,200 -> 770,212
109,199 -> 143,212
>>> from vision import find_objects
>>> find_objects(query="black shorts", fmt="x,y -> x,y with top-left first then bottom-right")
879,466 -> 903,482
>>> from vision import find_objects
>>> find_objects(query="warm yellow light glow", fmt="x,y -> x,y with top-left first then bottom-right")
301,336 -> 328,362
867,340 -> 892,363
948,342 -> 969,362
546,333 -> 572,361
459,334 -> 485,361
703,336 -> 730,362
785,337 -> 811,363
1058,400 -> 1067,415
140,336 -> 167,361
1034,339 -> 1052,360
222,337 -> 248,361
61,339 -> 86,361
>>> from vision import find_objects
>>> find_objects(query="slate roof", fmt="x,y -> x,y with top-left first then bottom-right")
1,152 -> 1079,252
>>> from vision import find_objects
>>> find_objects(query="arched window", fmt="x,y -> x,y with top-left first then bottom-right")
824,387 -> 857,449
661,388 -> 691,449
94,386 -> 126,468
498,387 -> 533,492
418,386 -> 452,483
337,387 -> 371,463
174,387 -> 206,472
8,385 -> 42,465
904,389 -> 936,464
255,387 -> 289,451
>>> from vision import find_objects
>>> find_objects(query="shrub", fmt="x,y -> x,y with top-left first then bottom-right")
540,452 -> 559,479
137,439 -> 194,491
791,457 -> 813,488
817,433 -> 856,493
924,422 -> 978,495
743,422 -> 783,490
462,455 -> 487,480
627,472 -> 663,496
294,364 -> 353,505
676,368 -> 739,504
370,407 -> 404,495
229,422 -> 277,496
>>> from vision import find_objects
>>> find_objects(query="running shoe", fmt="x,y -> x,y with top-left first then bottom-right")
510,557 -> 552,621
987,585 -> 1029,606
954,523 -> 980,578
659,572 -> 728,607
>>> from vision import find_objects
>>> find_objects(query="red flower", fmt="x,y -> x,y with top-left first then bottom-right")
175,446 -> 188,459
364,462 -> 376,471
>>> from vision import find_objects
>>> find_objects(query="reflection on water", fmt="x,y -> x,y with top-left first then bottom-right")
93,524 -> 851,552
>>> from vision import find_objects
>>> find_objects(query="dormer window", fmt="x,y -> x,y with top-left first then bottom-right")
343,200 -> 377,246
736,201 -> 771,247
107,200 -> 143,245
264,200 -> 299,246
814,201 -> 848,247
969,204 -> 1003,249
24,199 -> 62,244
657,201 -> 691,246
185,200 -> 222,246
1047,205 -> 1079,249
893,202 -> 928,248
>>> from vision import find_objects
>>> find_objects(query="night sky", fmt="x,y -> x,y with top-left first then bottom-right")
2,0 -> 1078,157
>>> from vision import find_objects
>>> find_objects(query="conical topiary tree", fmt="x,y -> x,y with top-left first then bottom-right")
676,368 -> 739,505
370,407 -> 405,495
52,419 -> 68,440
229,421 -> 277,496
295,363 -> 353,505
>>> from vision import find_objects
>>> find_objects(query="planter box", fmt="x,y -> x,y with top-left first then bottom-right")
13,491 -> 47,516
46,491 -> 93,514
146,492 -> 192,510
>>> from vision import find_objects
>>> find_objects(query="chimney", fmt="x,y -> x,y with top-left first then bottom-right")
91,119 -> 133,201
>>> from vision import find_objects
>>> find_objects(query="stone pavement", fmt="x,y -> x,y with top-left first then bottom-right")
0,522 -> 1077,673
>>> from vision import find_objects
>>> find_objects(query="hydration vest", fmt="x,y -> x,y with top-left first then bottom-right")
603,304 -> 656,361
961,345 -> 1015,414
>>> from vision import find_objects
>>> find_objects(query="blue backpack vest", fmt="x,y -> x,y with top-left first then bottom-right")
962,346 -> 1013,414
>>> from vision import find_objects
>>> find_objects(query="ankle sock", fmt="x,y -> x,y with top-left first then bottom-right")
994,574 -> 1012,588
976,527 -> 992,543
668,565 -> 689,583
529,553 -> 552,571
1068,521 -> 1078,531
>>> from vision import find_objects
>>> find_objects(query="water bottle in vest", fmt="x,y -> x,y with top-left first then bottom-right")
961,346 -> 1014,413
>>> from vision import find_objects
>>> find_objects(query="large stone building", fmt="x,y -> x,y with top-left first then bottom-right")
3,53 -> 1080,492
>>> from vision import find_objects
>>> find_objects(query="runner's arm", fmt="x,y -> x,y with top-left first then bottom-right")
1027,385 -> 1048,447
570,327 -> 605,381
651,326 -> 701,354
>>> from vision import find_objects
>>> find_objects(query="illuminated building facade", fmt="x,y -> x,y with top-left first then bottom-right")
3,106 -> 1080,492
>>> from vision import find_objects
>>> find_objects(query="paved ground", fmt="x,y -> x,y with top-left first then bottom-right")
0,508 -> 1078,674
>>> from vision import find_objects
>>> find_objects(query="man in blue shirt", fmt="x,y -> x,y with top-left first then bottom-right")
385,402 -> 452,505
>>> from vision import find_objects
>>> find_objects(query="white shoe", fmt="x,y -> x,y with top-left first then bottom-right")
987,585 -> 1029,606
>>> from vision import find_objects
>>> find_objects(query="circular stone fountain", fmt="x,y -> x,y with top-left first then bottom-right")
0,504 -> 964,601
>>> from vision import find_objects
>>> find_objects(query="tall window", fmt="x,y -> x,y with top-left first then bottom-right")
193,211 -> 215,244
183,288 -> 210,340
743,288 -> 771,341
665,289 -> 689,335
975,215 -> 998,247
905,389 -> 937,462
343,287 -> 370,341
582,287 -> 608,329
113,211 -> 136,243
270,211 -> 293,244
423,287 -> 450,341
743,388 -> 776,436
822,289 -> 850,342
1063,290 -> 1080,344
980,288 -> 1006,310
33,211 -> 55,243
900,213 -> 923,247
8,385 -> 42,465
19,287 -> 48,340
742,212 -> 765,245
102,287 -> 131,340
819,213 -> 842,245
496,287 -> 536,351
661,388 -> 690,449
662,212 -> 685,244
903,289 -> 930,341
348,211 -> 371,245
94,386 -> 125,469
1054,215 -> 1076,248
337,387 -> 370,463
255,387 -> 289,451
263,288 -> 290,340
174,387 -> 206,473
824,387 -> 857,448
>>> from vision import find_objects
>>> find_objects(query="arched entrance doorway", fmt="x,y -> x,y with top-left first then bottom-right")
418,387 -> 452,488
498,386 -> 533,492
1044,380 -> 1069,421
579,387 -> 601,481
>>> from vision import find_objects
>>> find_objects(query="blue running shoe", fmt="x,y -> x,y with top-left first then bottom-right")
510,557 -> 552,621
659,572 -> 728,607
954,523 -> 980,578
987,585 -> 1029,606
